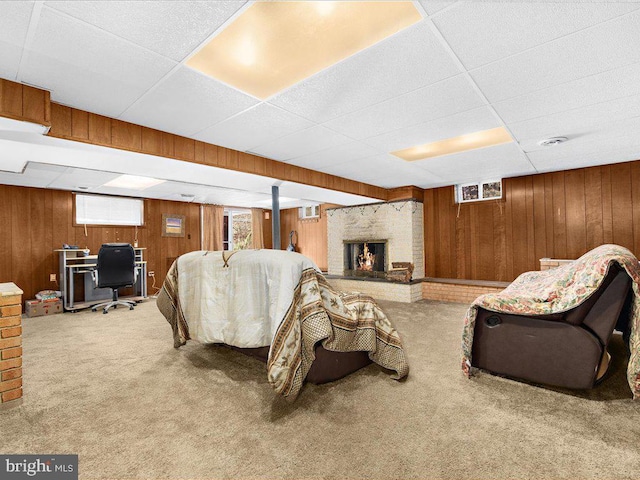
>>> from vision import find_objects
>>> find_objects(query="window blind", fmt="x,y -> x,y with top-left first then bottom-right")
75,193 -> 143,226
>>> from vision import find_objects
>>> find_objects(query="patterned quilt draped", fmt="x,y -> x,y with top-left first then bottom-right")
157,250 -> 409,399
461,244 -> 640,399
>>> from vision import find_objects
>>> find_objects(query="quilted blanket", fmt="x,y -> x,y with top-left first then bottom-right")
461,244 -> 640,399
157,250 -> 409,399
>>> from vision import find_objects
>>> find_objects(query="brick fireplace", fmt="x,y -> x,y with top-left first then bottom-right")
326,200 -> 424,301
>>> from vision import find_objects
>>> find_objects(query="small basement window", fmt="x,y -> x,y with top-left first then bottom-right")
456,180 -> 502,203
300,204 -> 320,219
75,193 -> 144,226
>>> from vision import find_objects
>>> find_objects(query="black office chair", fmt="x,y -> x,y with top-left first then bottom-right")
91,243 -> 137,314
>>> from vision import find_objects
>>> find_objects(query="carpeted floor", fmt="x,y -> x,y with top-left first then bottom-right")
2,298 -> 640,479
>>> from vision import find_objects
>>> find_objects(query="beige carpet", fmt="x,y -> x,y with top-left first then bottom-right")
2,298 -> 640,479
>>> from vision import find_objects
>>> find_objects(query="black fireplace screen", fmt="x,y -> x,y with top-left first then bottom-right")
344,242 -> 387,278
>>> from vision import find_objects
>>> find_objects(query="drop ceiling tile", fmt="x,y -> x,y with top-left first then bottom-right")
0,1 -> 33,46
526,117 -> 640,168
45,1 -> 247,62
47,167 -> 120,190
120,67 -> 259,137
0,43 -> 23,82
418,1 -> 457,16
412,142 -> 535,184
287,141 -> 382,170
530,144 -> 640,174
323,74 -> 484,140
470,10 -> 640,103
510,94 -> 640,150
434,3 -> 639,70
22,51 -> 151,118
250,126 -> 352,162
494,61 -> 640,126
319,154 -> 425,185
364,106 -> 499,153
22,7 -> 177,116
270,20 -> 461,123
193,103 -> 314,153
0,1 -> 34,81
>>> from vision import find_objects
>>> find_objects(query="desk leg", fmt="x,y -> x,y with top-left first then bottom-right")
68,268 -> 74,309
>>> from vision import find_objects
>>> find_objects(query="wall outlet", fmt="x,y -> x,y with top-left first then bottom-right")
148,271 -> 154,277
50,273 -> 56,282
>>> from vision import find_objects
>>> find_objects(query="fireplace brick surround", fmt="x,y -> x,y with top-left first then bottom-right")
327,200 -> 424,302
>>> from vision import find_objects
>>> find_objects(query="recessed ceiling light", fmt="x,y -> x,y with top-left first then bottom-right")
391,127 -> 513,162
103,175 -> 165,190
537,136 -> 568,147
186,1 -> 422,99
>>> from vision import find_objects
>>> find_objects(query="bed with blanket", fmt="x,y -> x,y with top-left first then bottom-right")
157,249 -> 409,399
461,244 -> 640,399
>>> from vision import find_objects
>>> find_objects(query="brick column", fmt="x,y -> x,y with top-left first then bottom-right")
0,283 -> 23,404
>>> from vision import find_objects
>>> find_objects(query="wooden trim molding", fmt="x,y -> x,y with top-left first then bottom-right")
0,79 -> 50,127
387,185 -> 424,203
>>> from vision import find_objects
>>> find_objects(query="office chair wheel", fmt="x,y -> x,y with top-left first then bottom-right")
103,309 -> 108,314
129,305 -> 134,310
91,307 -> 97,312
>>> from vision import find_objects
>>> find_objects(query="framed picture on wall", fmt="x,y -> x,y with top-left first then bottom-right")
457,179 -> 503,203
162,214 -> 185,237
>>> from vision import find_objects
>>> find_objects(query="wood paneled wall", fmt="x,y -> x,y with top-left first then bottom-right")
0,79 -> 50,126
424,161 -> 640,282
0,185 -> 200,302
279,205 -> 334,271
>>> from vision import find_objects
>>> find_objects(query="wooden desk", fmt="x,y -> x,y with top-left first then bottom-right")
55,248 -> 147,311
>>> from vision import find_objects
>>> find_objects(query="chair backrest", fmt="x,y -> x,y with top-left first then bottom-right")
97,243 -> 136,289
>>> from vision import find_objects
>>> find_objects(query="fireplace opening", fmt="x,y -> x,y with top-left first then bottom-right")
344,241 -> 387,278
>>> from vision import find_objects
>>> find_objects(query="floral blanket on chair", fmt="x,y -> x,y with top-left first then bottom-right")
461,244 -> 640,399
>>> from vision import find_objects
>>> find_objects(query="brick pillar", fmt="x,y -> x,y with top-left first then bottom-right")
0,283 -> 23,404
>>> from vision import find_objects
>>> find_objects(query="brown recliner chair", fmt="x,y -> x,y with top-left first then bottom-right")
472,264 -> 632,389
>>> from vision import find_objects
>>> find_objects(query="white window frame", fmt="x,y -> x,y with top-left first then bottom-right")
456,180 -> 502,204
300,204 -> 320,219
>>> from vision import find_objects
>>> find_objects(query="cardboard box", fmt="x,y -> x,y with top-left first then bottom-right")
25,298 -> 63,318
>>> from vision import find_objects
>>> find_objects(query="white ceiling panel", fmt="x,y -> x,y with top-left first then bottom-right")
526,116 -> 640,165
529,144 -> 640,175
45,1 -> 247,62
24,7 -> 176,105
22,51 -> 152,118
510,95 -> 640,148
0,43 -> 23,82
322,74 -> 484,140
418,1 -> 457,16
318,154 -> 425,185
193,103 -> 314,153
0,1 -> 33,81
470,9 -> 640,103
120,67 -> 259,137
287,141 -> 382,170
493,61 -> 640,126
47,167 -> 120,190
363,106 -> 500,153
434,2 -> 639,70
250,126 -> 352,162
269,20 -> 461,123
412,143 -> 536,184
0,161 -> 66,188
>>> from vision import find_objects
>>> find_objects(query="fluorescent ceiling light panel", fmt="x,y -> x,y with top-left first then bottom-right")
187,1 -> 422,99
103,174 -> 166,190
392,127 -> 514,161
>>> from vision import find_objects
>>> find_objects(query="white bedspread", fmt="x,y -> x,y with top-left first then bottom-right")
177,249 -> 321,348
